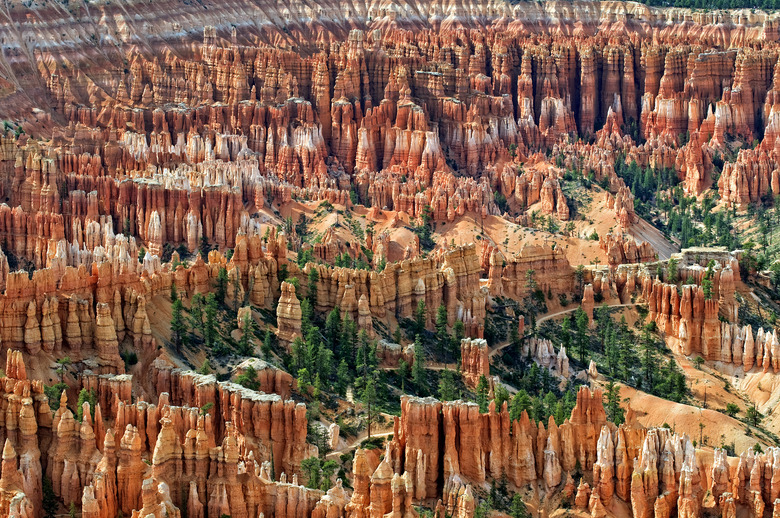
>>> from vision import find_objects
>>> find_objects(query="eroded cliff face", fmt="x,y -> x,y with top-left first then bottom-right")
0,0 -> 777,516
343,388 -> 780,518
1,0 -> 780,271
0,348 -> 337,518
0,336 -> 777,518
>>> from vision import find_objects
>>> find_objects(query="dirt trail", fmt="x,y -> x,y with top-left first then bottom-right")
326,431 -> 395,459
486,302 -> 645,358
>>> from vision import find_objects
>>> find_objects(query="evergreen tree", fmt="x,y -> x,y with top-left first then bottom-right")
204,293 -> 218,350
398,358 -> 410,387
42,477 -> 57,518
307,268 -> 319,308
476,375 -> 490,413
494,384 -> 510,409
747,405 -> 763,427
361,375 -> 378,438
236,365 -> 260,391
189,293 -> 205,330
301,297 -> 316,339
262,329 -> 272,358
76,388 -> 97,422
325,307 -> 342,351
640,325 -> 659,392
604,381 -> 625,425
171,298 -> 187,353
438,369 -> 457,401
170,281 -> 178,302
341,315 -> 358,368
667,258 -> 679,284
300,456 -> 339,491
617,324 -> 636,382
703,260 -> 715,300
452,320 -> 466,356
237,312 -> 254,355
435,305 -> 450,358
510,390 -> 533,422
199,235 -> 212,260
511,494 -> 529,518
335,359 -> 350,397
316,339 -> 335,381
216,267 -> 228,304
412,335 -> 426,394
393,326 -> 403,346
415,299 -> 427,335
605,329 -> 619,376
574,307 -> 589,363
560,316 -> 571,349
231,270 -> 242,312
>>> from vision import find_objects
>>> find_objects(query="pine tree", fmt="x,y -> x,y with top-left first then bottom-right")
511,494 -> 528,518
262,329 -> 272,358
231,269 -> 242,312
335,359 -> 350,397
170,281 -> 178,302
307,268 -> 319,308
667,257 -> 679,284
640,325 -> 658,392
76,388 -> 97,422
42,476 -> 57,518
438,369 -> 457,401
236,365 -> 260,391
199,234 -> 212,260
494,384 -> 510,409
237,313 -> 253,355
412,335 -> 426,394
509,390 -> 533,422
747,405 -> 763,427
605,329 -> 619,376
415,299 -> 427,335
324,307 -> 341,350
574,307 -> 589,363
171,298 -> 187,353
618,334 -> 635,382
361,375 -> 377,438
301,298 -> 314,336
316,340 -> 335,381
476,375 -> 490,413
435,305 -> 450,358
604,381 -> 625,425
452,320 -> 466,356
198,359 -> 211,375
215,267 -> 229,304
354,330 -> 378,398
341,315 -> 358,368
189,293 -> 205,330
204,293 -> 218,350
560,316 -> 571,349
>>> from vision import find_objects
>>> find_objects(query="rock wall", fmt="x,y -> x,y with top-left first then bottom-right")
344,387 -> 780,518
0,2 -> 778,267
306,243 -> 484,329
485,242 -> 574,300
600,233 -> 658,268
150,359 -> 315,478
643,263 -> 738,358
0,349 -> 341,518
460,338 -> 489,389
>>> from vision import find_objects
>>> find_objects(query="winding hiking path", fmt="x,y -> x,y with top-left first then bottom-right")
488,302 -> 645,358
326,431 -> 395,459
